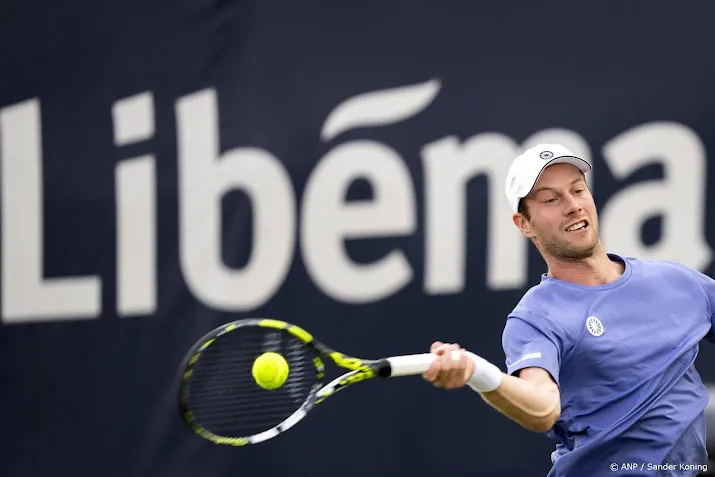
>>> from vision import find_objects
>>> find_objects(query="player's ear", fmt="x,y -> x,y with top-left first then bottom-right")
512,212 -> 535,238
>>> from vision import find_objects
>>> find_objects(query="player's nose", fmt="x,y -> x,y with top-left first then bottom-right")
562,194 -> 582,216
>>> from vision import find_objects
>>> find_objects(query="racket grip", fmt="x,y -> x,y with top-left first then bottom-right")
385,353 -> 436,377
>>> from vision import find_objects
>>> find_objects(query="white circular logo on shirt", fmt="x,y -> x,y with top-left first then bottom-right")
586,316 -> 604,336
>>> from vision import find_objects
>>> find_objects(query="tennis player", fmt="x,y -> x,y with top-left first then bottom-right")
423,144 -> 715,476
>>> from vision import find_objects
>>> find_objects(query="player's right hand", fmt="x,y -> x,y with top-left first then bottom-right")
422,341 -> 475,390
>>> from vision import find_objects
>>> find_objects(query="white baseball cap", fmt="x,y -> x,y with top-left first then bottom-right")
505,144 -> 592,213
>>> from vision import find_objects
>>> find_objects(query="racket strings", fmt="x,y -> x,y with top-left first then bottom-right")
185,327 -> 319,438
187,368 -> 317,408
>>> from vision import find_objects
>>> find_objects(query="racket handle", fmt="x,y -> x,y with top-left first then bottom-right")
385,353 -> 436,377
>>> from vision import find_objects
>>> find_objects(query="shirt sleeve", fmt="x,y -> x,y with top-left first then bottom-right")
686,267 -> 715,343
501,315 -> 564,387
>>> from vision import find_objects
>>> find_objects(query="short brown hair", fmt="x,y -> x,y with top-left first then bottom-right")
518,199 -> 530,220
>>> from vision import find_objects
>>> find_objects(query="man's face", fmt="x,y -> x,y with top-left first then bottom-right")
516,163 -> 599,260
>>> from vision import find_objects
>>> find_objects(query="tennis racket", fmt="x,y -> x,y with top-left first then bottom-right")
177,318 -> 442,446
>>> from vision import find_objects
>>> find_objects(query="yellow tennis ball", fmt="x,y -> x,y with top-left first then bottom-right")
252,352 -> 289,390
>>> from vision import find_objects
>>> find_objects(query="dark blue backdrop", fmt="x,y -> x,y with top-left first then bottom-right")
2,1 -> 715,476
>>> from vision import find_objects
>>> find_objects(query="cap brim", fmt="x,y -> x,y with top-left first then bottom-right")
520,155 -> 592,205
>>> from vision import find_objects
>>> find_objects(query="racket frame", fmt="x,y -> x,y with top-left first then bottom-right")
177,318 -> 435,446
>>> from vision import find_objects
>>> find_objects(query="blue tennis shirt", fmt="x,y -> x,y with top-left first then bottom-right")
502,254 -> 715,476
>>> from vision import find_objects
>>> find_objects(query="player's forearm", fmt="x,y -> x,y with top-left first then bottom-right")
478,373 -> 560,433
463,353 -> 560,432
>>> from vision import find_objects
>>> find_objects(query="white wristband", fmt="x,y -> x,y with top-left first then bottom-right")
465,351 -> 503,393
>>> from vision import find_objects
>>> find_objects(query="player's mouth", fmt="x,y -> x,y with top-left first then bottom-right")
565,220 -> 589,232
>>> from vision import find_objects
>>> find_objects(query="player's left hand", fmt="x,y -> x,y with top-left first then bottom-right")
422,341 -> 475,390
